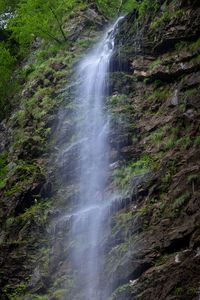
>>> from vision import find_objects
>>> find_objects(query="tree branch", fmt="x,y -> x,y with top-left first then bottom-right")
49,6 -> 67,42
118,0 -> 128,15
36,26 -> 62,44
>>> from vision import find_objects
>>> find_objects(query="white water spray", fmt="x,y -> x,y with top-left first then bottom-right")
68,17 -> 124,300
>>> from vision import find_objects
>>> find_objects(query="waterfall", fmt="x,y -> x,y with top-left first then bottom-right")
66,17 -> 124,300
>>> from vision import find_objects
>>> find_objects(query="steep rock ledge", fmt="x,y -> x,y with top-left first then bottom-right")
105,0 -> 200,299
0,0 -> 200,299
0,5 -> 108,299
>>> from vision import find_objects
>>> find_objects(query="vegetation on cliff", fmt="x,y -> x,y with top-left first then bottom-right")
0,0 -> 163,119
0,0 -> 200,299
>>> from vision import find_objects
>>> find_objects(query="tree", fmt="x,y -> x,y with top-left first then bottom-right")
0,0 -> 19,30
9,0 -> 82,46
96,0 -> 139,17
0,42 -> 15,106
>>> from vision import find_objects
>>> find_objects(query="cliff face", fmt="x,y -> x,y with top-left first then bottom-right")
105,0 -> 200,298
0,0 -> 200,299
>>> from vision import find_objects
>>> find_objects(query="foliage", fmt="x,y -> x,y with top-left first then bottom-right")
174,287 -> 183,295
154,255 -> 167,266
3,278 -> 30,300
150,125 -> 169,146
6,217 -> 15,228
96,0 -> 162,17
153,9 -> 184,29
187,174 -> 198,184
112,211 -> 132,238
108,283 -> 131,300
0,0 -> 19,13
194,136 -> 200,146
106,94 -> 127,108
9,0 -> 82,47
185,88 -> 198,96
97,0 -> 138,17
153,79 -> 163,89
51,289 -> 67,300
148,58 -> 161,70
173,192 -> 189,209
190,37 -> 200,51
139,0 -> 160,17
153,12 -> 171,28
187,287 -> 197,295
0,42 -> 16,110
0,151 -> 8,189
114,155 -> 157,190
162,172 -> 171,192
147,90 -> 170,101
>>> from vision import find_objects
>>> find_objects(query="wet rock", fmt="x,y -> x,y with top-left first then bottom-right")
21,88 -> 34,99
184,109 -> 195,120
50,60 -> 66,72
28,267 -> 41,288
171,89 -> 179,105
28,76 -> 44,90
0,119 -> 9,152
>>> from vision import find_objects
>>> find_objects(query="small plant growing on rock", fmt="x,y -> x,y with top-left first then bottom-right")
174,287 -> 183,295
187,174 -> 198,193
154,255 -> 167,266
194,136 -> 200,146
187,287 -> 197,295
173,192 -> 190,209
0,151 -> 8,189
187,174 -> 198,184
148,58 -> 161,71
151,125 -> 169,146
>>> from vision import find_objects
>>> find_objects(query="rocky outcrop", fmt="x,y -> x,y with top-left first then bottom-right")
104,1 -> 200,299
0,0 -> 200,299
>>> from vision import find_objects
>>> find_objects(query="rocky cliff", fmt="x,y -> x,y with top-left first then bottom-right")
0,0 -> 200,299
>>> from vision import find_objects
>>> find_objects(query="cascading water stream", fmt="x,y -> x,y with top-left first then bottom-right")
67,17 -> 124,299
